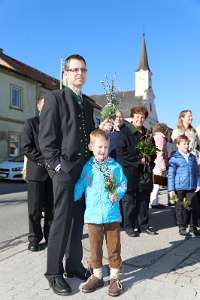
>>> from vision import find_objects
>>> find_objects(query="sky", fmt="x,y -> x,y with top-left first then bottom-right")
1,0 -> 200,128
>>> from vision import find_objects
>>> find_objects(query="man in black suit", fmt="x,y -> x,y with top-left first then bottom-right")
24,96 -> 54,252
39,54 -> 95,296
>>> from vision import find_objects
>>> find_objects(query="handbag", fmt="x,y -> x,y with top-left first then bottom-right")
153,174 -> 167,186
139,163 -> 153,192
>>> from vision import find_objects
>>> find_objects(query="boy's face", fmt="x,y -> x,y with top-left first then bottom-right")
177,140 -> 189,154
89,137 -> 109,162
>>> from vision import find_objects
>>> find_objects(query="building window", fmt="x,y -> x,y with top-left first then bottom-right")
8,133 -> 20,157
10,84 -> 23,110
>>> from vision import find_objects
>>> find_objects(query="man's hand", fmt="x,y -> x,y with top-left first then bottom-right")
113,122 -> 120,132
99,118 -> 114,133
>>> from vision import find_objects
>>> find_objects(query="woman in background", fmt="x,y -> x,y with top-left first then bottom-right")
172,110 -> 200,159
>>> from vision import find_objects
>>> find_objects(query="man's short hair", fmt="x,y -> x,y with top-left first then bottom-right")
64,54 -> 86,70
130,105 -> 149,119
175,134 -> 190,144
89,129 -> 110,144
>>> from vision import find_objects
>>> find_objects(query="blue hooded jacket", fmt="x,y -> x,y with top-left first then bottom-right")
168,150 -> 200,192
74,156 -> 127,224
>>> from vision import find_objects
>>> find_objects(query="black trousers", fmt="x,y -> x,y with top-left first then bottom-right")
45,165 -> 84,278
138,191 -> 151,231
27,177 -> 53,243
176,190 -> 199,227
122,190 -> 140,231
122,190 -> 151,232
65,198 -> 85,271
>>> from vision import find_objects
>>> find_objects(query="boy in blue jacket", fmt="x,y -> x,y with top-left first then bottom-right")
168,135 -> 200,236
74,129 -> 127,297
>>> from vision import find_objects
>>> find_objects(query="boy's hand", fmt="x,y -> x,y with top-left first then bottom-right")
195,186 -> 200,193
169,191 -> 175,199
111,193 -> 118,204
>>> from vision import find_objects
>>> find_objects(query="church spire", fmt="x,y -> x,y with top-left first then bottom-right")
136,33 -> 151,72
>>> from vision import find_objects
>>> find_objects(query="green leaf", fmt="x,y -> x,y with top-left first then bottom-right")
101,104 -> 117,121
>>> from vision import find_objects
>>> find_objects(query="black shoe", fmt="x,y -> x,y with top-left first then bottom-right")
125,229 -> 134,237
189,226 -> 200,237
142,227 -> 158,235
125,228 -> 140,237
28,242 -> 39,252
49,276 -> 71,296
179,226 -> 189,236
65,267 -> 92,280
132,230 -> 140,237
151,204 -> 166,209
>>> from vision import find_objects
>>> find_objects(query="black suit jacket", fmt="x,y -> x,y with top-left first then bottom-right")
24,116 -> 49,181
38,88 -> 95,174
116,123 -> 155,192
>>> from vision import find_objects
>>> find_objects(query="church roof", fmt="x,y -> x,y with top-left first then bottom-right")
91,90 -> 143,118
136,33 -> 151,72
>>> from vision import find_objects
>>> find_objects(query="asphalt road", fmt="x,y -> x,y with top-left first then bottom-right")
0,200 -> 28,246
0,180 -> 27,194
0,181 -> 28,246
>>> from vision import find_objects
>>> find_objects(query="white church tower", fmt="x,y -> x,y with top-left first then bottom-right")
135,33 -> 158,127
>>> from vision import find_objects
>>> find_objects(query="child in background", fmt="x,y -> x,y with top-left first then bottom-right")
74,129 -> 127,297
150,123 -> 169,209
168,135 -> 200,236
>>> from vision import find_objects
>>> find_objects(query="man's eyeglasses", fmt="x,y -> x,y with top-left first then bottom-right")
67,68 -> 87,73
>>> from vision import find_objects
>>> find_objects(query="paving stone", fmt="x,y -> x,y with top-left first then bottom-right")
1,191 -> 200,300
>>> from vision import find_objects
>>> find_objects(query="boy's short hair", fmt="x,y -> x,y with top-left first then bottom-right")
175,134 -> 190,144
89,129 -> 110,144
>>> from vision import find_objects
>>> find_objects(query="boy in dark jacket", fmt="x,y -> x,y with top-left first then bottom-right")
168,135 -> 200,236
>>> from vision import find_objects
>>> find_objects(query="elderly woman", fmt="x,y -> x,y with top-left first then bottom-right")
116,105 -> 157,237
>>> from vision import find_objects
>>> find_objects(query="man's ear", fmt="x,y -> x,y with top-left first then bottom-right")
88,143 -> 93,151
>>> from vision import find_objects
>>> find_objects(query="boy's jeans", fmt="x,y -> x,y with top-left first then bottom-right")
87,222 -> 122,269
